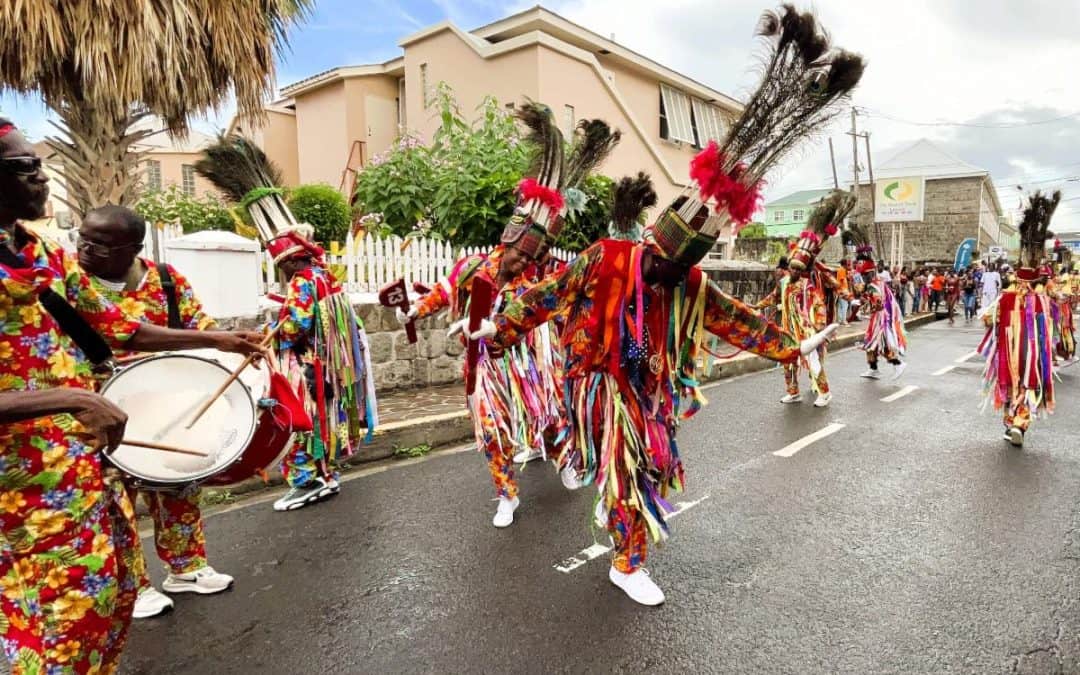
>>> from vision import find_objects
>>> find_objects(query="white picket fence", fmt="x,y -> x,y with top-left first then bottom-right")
151,226 -> 574,296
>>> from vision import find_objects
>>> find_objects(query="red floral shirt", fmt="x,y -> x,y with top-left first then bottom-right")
0,226 -> 141,553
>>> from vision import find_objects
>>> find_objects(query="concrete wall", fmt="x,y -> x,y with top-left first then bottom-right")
294,81 -> 349,187
232,111 -> 301,187
144,152 -> 218,198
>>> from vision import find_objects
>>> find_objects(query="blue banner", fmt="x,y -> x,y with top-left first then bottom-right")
954,238 -> 976,271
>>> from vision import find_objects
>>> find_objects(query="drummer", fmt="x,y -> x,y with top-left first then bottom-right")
0,118 -> 264,673
78,205 -> 235,619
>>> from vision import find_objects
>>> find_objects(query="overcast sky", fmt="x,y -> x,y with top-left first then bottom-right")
4,0 -> 1078,231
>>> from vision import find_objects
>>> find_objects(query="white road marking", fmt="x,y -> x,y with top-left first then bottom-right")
880,385 -> 919,402
955,351 -> 980,363
553,495 -> 710,573
773,423 -> 846,458
932,365 -> 957,376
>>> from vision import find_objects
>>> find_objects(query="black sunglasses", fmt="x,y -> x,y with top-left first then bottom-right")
0,156 -> 42,176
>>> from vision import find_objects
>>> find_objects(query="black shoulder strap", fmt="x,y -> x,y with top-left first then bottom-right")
156,262 -> 182,329
0,244 -> 115,368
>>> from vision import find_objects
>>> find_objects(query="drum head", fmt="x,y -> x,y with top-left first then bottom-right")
101,354 -> 258,486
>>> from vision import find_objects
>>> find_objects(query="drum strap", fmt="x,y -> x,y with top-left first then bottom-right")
156,262 -> 183,329
0,244 -> 115,370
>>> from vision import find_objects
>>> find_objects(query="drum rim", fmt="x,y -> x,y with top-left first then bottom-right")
100,352 -> 259,485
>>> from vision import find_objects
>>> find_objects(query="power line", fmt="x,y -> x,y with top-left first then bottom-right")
855,106 -> 1080,129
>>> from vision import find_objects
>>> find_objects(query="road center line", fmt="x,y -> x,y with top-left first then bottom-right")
553,496 -> 710,573
773,423 -> 845,458
880,385 -> 919,402
955,351 -> 980,363
932,365 -> 957,376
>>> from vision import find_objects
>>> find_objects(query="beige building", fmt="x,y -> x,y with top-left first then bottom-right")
233,5 -> 745,251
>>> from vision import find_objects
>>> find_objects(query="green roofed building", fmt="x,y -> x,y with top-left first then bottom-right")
763,188 -> 834,238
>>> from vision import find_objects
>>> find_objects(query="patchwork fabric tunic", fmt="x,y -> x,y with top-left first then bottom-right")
860,278 -> 907,362
91,260 -> 215,587
0,226 -> 145,674
1049,277 -> 1075,361
492,240 -> 801,572
273,265 -> 377,488
979,281 -> 1056,431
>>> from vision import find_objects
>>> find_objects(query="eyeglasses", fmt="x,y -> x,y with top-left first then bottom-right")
0,156 -> 42,176
76,235 -> 141,258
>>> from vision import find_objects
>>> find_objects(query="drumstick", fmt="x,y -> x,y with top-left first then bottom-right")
184,325 -> 282,430
122,438 -> 210,458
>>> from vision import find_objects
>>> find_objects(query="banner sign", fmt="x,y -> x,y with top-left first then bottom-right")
874,176 -> 925,222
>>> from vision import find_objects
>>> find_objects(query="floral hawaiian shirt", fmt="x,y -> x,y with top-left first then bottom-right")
0,226 -> 140,554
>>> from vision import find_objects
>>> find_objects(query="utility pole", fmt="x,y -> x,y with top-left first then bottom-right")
864,132 -> 886,264
828,138 -> 839,189
846,107 -> 887,263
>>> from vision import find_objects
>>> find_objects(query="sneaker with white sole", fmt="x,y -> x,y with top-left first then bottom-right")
273,478 -> 329,512
133,587 -> 174,619
513,447 -> 543,464
860,369 -> 881,379
814,392 -> 833,408
1005,427 -> 1025,447
891,361 -> 908,380
162,566 -> 234,595
779,393 -> 802,404
560,465 -> 583,490
492,496 -> 520,528
326,477 -> 341,495
608,567 -> 665,606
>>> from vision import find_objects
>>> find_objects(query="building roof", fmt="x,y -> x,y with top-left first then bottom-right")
282,5 -> 739,111
765,188 -> 833,208
128,116 -> 216,154
871,138 -> 988,181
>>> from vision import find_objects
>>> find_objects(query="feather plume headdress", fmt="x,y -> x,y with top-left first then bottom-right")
608,172 -> 658,241
1017,189 -> 1062,280
649,4 -> 865,266
789,190 -> 856,271
502,102 -> 621,258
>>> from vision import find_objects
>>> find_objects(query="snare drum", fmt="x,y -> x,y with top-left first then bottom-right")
100,351 -> 294,489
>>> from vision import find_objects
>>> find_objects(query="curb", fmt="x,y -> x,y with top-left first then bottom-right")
195,313 -> 940,505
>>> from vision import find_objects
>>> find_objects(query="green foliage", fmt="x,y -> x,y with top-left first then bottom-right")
135,185 -> 234,234
287,183 -> 353,244
356,83 -> 622,250
394,443 -> 433,459
556,174 -> 615,252
738,221 -> 767,239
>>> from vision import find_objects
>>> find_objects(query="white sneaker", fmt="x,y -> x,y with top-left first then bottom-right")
608,567 -> 665,606
891,361 -> 908,380
814,392 -> 832,408
560,464 -> 583,490
513,447 -> 543,463
273,478 -> 329,512
133,587 -> 174,619
1005,427 -> 1025,447
162,566 -> 234,595
860,369 -> 881,379
326,477 -> 341,495
492,496 -> 520,528
779,393 -> 802,404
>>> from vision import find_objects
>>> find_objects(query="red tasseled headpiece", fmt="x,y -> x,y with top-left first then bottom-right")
856,259 -> 876,274
517,178 -> 565,213
689,142 -> 762,225
0,124 -> 15,138
798,230 -> 822,245
824,222 -> 839,236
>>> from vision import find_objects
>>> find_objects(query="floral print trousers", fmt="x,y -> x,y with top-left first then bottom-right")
126,487 -> 207,590
0,483 -> 142,674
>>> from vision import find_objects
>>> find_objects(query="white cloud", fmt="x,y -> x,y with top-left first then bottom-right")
545,0 -> 1080,230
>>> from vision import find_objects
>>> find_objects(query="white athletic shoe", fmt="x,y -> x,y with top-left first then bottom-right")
1005,427 -> 1025,447
891,361 -> 908,380
492,496 -> 520,528
273,478 -> 329,512
513,447 -> 543,463
560,465 -> 583,490
326,477 -> 341,495
133,587 -> 174,619
608,567 -> 665,606
779,393 -> 802,404
814,392 -> 833,408
860,369 -> 881,379
162,566 -> 234,595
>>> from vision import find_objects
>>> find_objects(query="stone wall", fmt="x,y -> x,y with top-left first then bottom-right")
353,303 -> 465,391
704,263 -> 775,306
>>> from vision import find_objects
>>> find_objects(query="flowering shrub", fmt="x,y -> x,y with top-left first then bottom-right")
134,185 -> 234,234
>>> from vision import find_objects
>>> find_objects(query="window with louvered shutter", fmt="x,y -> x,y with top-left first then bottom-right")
692,98 -> 726,146
660,84 -> 695,144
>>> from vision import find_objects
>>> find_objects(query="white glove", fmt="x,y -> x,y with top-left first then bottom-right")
396,307 -> 417,325
466,319 -> 497,341
446,319 -> 467,338
849,299 -> 862,308
800,323 -> 838,355
805,349 -> 823,377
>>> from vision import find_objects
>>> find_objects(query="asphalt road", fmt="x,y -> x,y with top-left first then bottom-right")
121,319 -> 1080,675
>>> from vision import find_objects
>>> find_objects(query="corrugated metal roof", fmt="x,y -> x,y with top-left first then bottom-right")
765,188 -> 833,207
